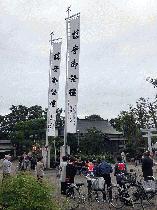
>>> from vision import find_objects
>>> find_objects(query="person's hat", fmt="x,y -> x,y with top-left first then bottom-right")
5,155 -> 11,159
145,151 -> 150,156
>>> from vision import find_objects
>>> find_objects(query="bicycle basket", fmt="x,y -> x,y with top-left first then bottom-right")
91,177 -> 105,190
142,180 -> 156,192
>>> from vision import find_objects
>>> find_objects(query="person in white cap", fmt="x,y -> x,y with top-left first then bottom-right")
2,155 -> 12,179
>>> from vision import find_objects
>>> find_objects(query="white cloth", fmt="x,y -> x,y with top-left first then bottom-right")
59,161 -> 67,182
142,180 -> 156,192
3,159 -> 12,174
36,161 -> 44,177
121,152 -> 126,162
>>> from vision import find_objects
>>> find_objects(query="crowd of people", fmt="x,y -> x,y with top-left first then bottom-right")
2,152 -> 45,181
18,152 -> 37,171
59,150 -> 156,200
1,149 -> 156,198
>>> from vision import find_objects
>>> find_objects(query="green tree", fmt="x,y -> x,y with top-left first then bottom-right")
11,118 -> 46,154
0,105 -> 46,140
110,107 -> 140,145
85,114 -> 104,121
27,105 -> 43,119
146,77 -> 157,88
80,128 -> 105,155
148,101 -> 157,129
134,98 -> 149,128
9,106 -> 64,154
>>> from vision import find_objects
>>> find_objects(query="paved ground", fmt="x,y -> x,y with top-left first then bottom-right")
44,163 -> 157,210
1,161 -> 157,210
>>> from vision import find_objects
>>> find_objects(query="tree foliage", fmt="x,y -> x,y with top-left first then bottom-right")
0,105 -> 63,154
85,114 -> 104,121
79,128 -> 105,155
1,173 -> 59,210
146,77 -> 157,88
110,96 -> 157,149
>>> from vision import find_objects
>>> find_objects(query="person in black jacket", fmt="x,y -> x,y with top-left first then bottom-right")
142,151 -> 153,181
66,157 -> 77,183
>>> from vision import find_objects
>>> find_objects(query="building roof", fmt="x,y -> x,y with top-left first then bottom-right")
76,119 -> 122,135
0,140 -> 12,153
0,140 -> 11,144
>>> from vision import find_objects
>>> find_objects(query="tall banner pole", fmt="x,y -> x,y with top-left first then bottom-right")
63,6 -> 71,156
66,12 -> 80,133
62,7 -> 80,159
45,46 -> 52,168
46,33 -> 62,168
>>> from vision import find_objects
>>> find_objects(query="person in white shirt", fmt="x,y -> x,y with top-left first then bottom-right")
36,156 -> 44,181
59,156 -> 68,195
121,151 -> 126,163
2,155 -> 12,179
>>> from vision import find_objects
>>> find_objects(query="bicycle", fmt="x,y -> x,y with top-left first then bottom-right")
85,175 -> 115,209
108,172 -> 137,209
65,182 -> 85,210
132,178 -> 156,209
109,173 -> 157,210
140,176 -> 157,201
86,176 -> 104,199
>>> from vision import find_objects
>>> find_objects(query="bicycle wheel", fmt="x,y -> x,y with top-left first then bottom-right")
145,191 -> 155,202
86,190 -> 106,210
142,191 -> 155,208
127,185 -> 139,202
66,187 -> 84,210
108,186 -> 125,209
131,185 -> 154,209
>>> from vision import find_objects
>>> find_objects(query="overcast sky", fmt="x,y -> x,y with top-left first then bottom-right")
0,0 -> 157,119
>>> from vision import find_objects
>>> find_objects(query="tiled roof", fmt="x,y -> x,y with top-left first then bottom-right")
76,119 -> 122,135
0,140 -> 11,144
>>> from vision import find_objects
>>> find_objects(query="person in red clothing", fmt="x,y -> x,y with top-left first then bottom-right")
114,156 -> 127,187
87,160 -> 94,176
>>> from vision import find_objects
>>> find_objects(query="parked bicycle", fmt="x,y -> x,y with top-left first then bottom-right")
85,174 -> 122,209
109,172 -> 157,209
65,182 -> 85,210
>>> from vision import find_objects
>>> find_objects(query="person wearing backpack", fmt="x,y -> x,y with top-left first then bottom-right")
96,157 -> 113,201
114,156 -> 127,187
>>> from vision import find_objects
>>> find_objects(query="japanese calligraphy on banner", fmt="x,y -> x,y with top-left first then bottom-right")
67,14 -> 80,133
47,41 -> 62,136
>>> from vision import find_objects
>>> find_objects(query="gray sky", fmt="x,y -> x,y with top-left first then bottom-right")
0,0 -> 157,119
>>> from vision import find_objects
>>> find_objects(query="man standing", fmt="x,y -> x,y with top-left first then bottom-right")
59,156 -> 68,195
2,155 -> 12,179
121,151 -> 126,163
142,151 -> 153,181
66,157 -> 77,184
36,156 -> 44,182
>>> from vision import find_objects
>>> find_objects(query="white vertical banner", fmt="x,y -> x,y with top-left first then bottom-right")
47,41 -> 62,136
67,14 -> 80,133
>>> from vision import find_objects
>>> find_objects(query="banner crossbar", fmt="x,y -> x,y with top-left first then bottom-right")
65,12 -> 80,20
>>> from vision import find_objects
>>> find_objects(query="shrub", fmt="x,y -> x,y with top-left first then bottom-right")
0,173 -> 59,210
